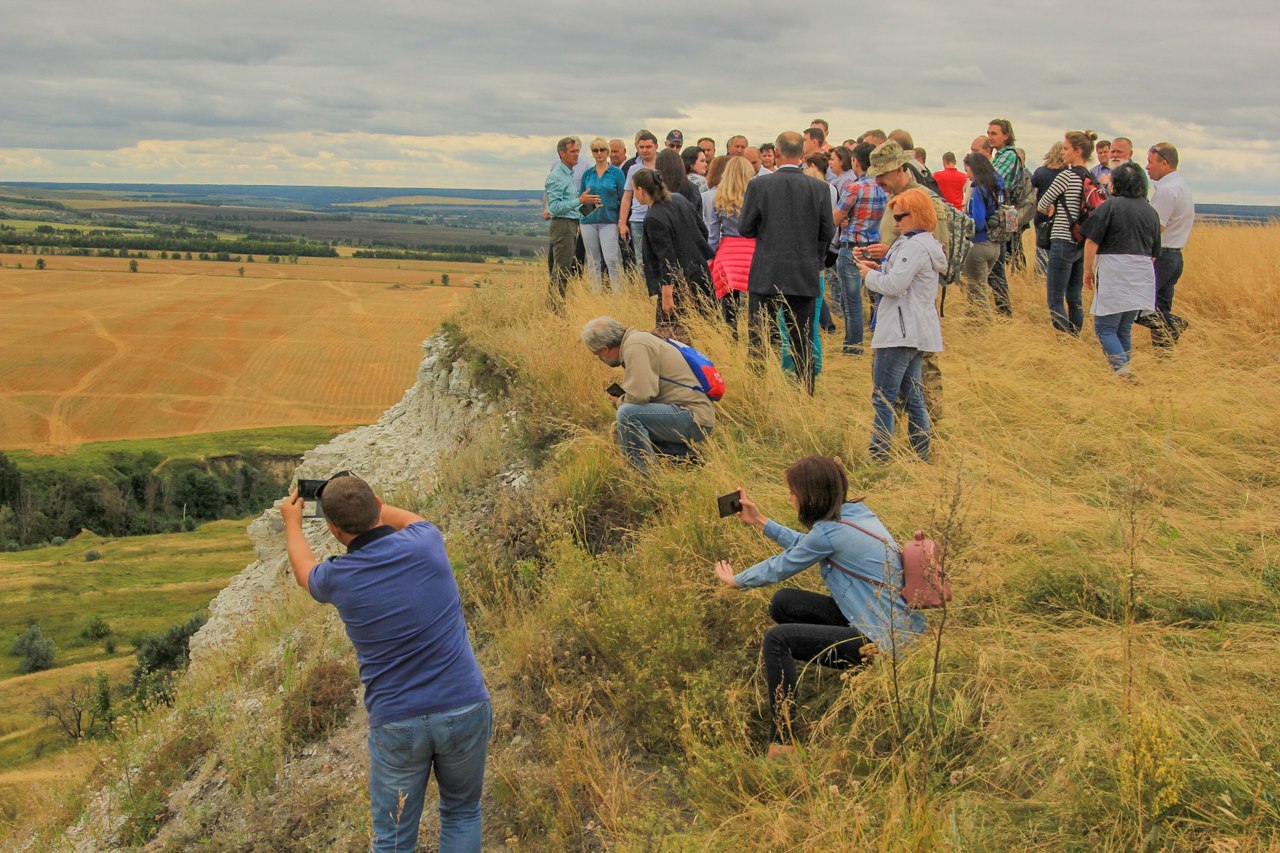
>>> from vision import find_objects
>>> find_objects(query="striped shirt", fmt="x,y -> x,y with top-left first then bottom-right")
1037,167 -> 1087,243
837,173 -> 886,245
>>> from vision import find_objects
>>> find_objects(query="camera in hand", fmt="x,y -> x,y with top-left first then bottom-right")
717,491 -> 743,518
297,478 -> 329,519
606,382 -> 624,398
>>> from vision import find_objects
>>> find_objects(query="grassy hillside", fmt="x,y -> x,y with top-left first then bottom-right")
9,224 -> 1279,851
0,519 -> 254,827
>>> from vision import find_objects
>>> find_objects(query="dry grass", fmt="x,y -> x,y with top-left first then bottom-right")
0,254 -> 499,450
8,224 -> 1277,851
450,222 -> 1280,849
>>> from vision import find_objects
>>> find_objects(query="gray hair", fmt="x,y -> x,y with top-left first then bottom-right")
580,316 -> 627,352
556,135 -> 581,154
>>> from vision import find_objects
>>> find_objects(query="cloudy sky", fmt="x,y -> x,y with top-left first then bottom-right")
2,1 -> 1276,204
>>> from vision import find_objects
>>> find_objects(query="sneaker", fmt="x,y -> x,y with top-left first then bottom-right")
842,345 -> 863,356
1134,311 -> 1159,329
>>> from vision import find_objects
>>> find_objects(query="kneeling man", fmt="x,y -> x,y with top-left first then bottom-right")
281,473 -> 491,853
581,316 -> 715,473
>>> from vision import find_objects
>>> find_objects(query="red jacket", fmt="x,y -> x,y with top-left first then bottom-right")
709,236 -> 756,299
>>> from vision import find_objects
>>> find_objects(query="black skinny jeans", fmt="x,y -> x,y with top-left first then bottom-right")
763,588 -> 869,743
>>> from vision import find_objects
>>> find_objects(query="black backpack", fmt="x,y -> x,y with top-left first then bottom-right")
908,160 -> 940,195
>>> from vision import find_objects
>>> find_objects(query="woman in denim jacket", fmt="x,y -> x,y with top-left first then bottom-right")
714,456 -> 925,758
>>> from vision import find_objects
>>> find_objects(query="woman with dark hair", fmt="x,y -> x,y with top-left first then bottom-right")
1081,162 -> 1161,378
714,455 -> 926,758
656,148 -> 702,214
1037,130 -> 1099,335
682,145 -> 709,194
630,168 -> 713,327
960,152 -> 1005,318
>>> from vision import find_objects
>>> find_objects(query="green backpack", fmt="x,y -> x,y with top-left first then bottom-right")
927,190 -> 974,286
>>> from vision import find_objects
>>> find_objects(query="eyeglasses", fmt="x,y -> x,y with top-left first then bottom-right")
667,142 -> 681,149
893,211 -> 910,222
591,147 -> 607,152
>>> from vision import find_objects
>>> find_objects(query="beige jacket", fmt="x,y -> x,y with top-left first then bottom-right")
879,177 -> 952,247
619,329 -> 716,429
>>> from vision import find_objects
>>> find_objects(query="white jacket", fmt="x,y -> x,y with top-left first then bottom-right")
865,232 -> 945,353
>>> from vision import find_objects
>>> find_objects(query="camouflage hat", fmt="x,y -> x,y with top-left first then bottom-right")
866,140 -> 914,177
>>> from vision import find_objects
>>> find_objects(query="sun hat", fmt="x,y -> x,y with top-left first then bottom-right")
866,140 -> 914,177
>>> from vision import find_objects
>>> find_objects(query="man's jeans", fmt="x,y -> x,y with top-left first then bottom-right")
368,700 -> 492,853
548,218 -> 579,305
616,402 -> 708,473
870,346 -> 930,461
1152,247 -> 1185,348
1046,239 -> 1084,334
1094,311 -> 1138,374
836,247 -> 864,350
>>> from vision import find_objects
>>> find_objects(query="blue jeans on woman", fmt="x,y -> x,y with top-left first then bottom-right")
870,346 -> 930,461
1046,239 -> 1085,334
1094,310 -> 1138,374
836,246 -> 864,352
368,700 -> 492,853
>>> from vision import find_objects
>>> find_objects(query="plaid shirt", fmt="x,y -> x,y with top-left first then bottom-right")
992,147 -> 1019,184
837,173 -> 887,245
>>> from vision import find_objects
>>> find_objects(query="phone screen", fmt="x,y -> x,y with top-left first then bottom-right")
717,491 -> 743,518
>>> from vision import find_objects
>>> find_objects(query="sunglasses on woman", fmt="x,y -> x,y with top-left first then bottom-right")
893,211 -> 911,222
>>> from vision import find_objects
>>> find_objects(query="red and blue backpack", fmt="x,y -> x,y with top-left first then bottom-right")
659,338 -> 725,401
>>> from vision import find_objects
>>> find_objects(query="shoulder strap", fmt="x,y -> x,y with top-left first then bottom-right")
827,521 -> 903,590
834,519 -> 901,552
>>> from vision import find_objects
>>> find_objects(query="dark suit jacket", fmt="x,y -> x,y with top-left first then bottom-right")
738,166 -> 835,297
640,194 -> 713,298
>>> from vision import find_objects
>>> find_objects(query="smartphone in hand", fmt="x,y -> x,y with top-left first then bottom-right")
606,382 -> 624,398
716,491 -> 743,518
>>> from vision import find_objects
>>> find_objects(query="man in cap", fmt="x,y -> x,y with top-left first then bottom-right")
665,130 -> 684,152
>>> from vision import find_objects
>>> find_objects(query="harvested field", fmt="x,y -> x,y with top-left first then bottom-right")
0,254 -> 495,450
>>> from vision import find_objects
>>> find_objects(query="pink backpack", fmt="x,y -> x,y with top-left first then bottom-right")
829,521 -> 951,610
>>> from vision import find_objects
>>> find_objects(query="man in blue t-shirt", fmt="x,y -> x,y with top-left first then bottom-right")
282,474 -> 490,853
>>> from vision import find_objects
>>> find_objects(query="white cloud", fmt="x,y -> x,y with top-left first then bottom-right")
0,0 -> 1276,203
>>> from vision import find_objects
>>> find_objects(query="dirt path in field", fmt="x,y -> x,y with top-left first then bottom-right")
44,310 -> 129,447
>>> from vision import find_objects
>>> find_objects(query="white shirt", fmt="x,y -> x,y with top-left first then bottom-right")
1150,170 -> 1194,249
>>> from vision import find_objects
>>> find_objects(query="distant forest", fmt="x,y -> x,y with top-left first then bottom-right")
0,182 -> 545,259
0,449 -> 299,548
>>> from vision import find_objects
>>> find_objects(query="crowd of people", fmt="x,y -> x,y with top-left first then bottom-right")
269,121 -> 1195,852
556,119 -> 1195,469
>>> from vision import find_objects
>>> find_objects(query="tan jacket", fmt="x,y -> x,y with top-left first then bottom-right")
619,329 -> 716,429
879,177 -> 952,247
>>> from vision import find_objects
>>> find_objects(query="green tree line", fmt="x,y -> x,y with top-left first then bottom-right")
0,226 -> 336,259
0,450 -> 298,548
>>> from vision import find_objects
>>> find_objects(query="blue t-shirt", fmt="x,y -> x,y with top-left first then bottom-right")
309,522 -> 489,727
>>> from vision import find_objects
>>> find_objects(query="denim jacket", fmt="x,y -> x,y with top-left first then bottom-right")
733,502 -> 927,651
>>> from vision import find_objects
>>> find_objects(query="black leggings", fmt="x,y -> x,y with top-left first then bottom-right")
763,588 -> 868,743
